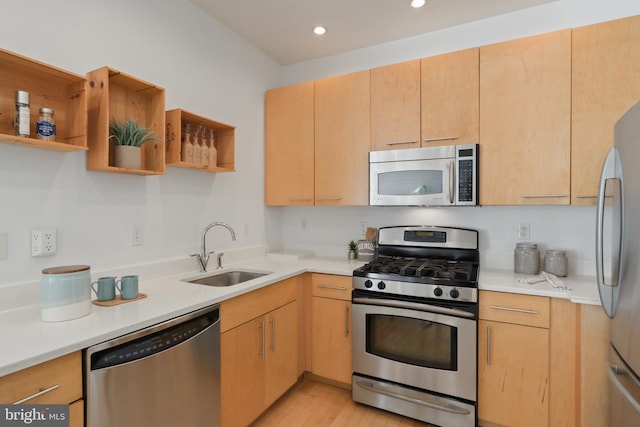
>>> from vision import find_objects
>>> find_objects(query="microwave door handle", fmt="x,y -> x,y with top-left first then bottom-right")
449,159 -> 455,204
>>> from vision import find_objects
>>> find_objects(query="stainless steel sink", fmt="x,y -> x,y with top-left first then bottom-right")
183,269 -> 272,287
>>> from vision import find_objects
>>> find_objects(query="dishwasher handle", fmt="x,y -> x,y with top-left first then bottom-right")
89,305 -> 220,370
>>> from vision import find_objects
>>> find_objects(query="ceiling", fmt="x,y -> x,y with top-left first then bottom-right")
192,0 -> 556,65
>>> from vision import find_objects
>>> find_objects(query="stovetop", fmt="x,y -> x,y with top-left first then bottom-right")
352,225 -> 479,303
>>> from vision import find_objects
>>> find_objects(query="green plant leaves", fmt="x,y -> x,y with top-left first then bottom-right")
109,118 -> 158,147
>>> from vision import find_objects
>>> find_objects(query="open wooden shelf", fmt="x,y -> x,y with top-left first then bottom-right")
165,108 -> 235,172
0,48 -> 87,152
86,67 -> 166,175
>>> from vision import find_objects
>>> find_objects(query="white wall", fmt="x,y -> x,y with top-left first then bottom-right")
0,0 -> 282,285
274,0 -> 640,274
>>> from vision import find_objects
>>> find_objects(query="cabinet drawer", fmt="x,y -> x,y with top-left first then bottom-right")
0,352 -> 82,404
311,274 -> 352,300
479,291 -> 550,328
221,277 -> 297,332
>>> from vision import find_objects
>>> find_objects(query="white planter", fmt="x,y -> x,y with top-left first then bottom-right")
114,145 -> 142,169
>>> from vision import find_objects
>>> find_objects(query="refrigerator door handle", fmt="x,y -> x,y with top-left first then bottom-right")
609,363 -> 640,416
596,147 -> 623,318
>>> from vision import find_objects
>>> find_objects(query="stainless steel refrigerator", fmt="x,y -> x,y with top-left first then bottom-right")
597,101 -> 640,426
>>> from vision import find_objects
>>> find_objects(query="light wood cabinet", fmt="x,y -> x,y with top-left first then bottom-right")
0,48 -> 87,152
310,274 -> 352,385
315,70 -> 370,205
370,60 -> 421,151
165,108 -> 235,172
265,81 -> 315,205
479,30 -> 571,205
0,352 -> 84,426
479,292 -> 551,427
421,48 -> 479,148
478,291 -> 578,427
220,278 -> 298,427
571,15 -> 640,205
86,66 -> 166,175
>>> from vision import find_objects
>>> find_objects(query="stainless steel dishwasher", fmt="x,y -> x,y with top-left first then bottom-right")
85,305 -> 220,427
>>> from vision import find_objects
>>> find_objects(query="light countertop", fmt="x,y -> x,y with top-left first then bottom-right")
0,253 -> 601,377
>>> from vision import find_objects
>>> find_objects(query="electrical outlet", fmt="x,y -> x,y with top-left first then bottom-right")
360,221 -> 368,237
517,223 -> 531,240
32,228 -> 57,256
131,224 -> 143,246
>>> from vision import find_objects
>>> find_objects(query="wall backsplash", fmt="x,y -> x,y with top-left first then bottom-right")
279,205 -> 598,275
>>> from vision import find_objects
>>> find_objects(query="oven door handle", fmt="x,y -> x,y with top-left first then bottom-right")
352,297 -> 475,319
355,380 -> 472,415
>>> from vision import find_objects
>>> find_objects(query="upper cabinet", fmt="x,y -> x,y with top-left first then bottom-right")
86,67 -> 166,175
480,30 -> 571,205
264,81 -> 315,205
315,70 -> 370,206
0,48 -> 87,152
571,16 -> 640,205
370,60 -> 421,151
421,48 -> 479,148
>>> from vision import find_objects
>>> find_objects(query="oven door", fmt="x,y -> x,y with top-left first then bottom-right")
352,296 -> 477,402
370,157 -> 454,206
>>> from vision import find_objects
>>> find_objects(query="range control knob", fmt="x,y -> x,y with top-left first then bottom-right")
377,281 -> 386,290
364,280 -> 373,289
450,289 -> 460,299
433,287 -> 443,297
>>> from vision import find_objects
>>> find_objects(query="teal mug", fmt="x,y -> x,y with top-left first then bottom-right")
116,275 -> 139,300
91,276 -> 117,301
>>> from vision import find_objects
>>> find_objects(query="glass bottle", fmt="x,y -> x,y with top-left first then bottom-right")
181,122 -> 193,162
36,108 -> 56,141
192,124 -> 202,164
201,127 -> 210,167
15,90 -> 30,137
208,129 -> 217,168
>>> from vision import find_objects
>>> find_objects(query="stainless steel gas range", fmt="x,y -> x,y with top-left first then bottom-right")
352,225 -> 479,427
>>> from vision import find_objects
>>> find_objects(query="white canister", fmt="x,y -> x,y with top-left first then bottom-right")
41,265 -> 91,322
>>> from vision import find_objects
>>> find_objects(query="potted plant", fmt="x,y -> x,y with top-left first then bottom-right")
348,240 -> 357,260
109,118 -> 158,169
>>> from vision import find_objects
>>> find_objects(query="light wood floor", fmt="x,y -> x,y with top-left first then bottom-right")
252,378 -> 432,427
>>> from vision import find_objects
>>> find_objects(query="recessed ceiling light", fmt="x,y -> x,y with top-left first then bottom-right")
411,0 -> 426,8
313,26 -> 327,36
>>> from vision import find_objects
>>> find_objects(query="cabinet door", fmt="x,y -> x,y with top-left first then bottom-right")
265,301 -> 298,407
265,81 -> 315,206
421,48 -> 479,147
315,70 -> 370,205
478,320 -> 549,427
572,16 -> 640,205
311,297 -> 352,384
480,30 -> 571,205
371,60 -> 421,151
221,316 -> 266,427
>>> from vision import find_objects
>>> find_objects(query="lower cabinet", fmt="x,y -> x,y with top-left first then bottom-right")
478,291 -> 551,427
0,351 -> 84,426
310,274 -> 352,385
220,278 -> 298,427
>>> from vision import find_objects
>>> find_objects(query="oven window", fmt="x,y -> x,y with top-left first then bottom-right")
378,170 -> 443,196
366,314 -> 457,370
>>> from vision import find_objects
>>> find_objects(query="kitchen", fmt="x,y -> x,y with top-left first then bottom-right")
1,0 -> 640,426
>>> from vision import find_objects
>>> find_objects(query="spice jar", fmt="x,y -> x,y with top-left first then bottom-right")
544,250 -> 568,277
14,90 -> 30,137
514,243 -> 540,274
36,108 -> 56,141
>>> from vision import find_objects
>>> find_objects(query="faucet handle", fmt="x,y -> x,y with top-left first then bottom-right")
216,252 -> 225,269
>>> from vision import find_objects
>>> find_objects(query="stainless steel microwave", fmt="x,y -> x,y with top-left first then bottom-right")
369,144 -> 478,206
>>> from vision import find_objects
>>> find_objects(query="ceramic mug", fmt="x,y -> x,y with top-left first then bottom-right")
116,275 -> 139,300
91,276 -> 117,301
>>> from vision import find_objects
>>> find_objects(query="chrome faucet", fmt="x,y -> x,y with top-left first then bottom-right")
191,222 -> 236,272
